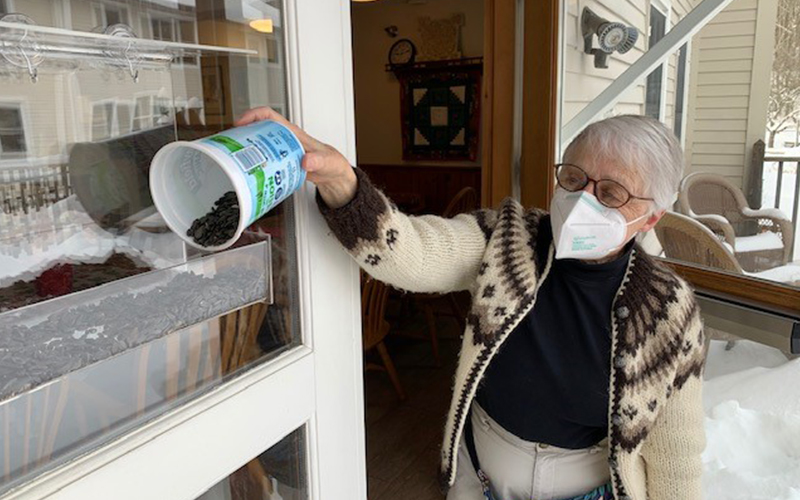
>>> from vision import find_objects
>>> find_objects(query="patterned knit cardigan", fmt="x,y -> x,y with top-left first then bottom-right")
317,169 -> 707,500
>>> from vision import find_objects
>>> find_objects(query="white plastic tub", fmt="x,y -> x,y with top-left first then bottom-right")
149,120 -> 305,251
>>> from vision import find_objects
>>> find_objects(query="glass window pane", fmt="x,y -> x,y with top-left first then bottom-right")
161,19 -> 174,41
106,7 -> 121,27
0,107 -> 22,129
560,0 -> 800,290
117,102 -> 132,135
0,134 -> 25,153
197,427 -> 308,500
180,20 -> 196,43
0,0 -> 299,492
0,106 -> 26,155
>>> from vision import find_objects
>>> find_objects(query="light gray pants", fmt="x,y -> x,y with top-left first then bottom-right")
447,403 -> 610,500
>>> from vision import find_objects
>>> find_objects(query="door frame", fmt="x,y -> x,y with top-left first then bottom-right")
1,0 -> 366,498
481,0 -> 560,209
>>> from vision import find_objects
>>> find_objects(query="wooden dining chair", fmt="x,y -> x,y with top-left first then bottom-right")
362,277 -> 405,400
408,187 -> 478,366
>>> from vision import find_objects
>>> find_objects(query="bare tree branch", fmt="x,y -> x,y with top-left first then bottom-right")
767,0 -> 800,147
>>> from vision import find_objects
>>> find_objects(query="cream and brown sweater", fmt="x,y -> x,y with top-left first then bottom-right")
317,169 -> 707,500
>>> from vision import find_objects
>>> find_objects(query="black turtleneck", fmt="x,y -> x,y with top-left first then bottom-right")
474,241 -> 633,449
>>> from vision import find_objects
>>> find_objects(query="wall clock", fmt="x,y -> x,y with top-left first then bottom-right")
388,38 -> 417,69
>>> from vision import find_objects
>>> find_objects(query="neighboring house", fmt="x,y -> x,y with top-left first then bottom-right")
0,0 -> 203,223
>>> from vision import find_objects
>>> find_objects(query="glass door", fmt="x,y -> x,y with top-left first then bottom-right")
0,0 -> 364,499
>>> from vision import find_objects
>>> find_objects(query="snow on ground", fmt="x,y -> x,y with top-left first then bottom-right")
0,196 -> 185,288
703,339 -> 800,499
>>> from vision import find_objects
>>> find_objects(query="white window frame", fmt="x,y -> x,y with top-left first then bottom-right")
176,18 -> 200,66
90,99 -> 117,141
116,99 -> 135,136
132,93 -> 171,131
90,99 -> 136,140
91,1 -> 130,29
646,0 -> 671,122
673,40 -> 691,146
0,101 -> 30,160
146,14 -> 199,68
0,1 -> 366,499
132,93 -> 154,131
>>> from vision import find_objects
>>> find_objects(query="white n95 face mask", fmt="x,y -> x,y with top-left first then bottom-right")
550,189 -> 648,260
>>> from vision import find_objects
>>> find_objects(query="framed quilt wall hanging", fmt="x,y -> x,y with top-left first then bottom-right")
396,58 -> 482,162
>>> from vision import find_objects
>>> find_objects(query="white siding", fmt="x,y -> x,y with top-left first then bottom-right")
562,0 -> 648,123
683,0 -> 779,189
562,0 -> 697,125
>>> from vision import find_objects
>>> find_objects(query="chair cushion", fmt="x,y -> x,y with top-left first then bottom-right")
735,232 -> 784,253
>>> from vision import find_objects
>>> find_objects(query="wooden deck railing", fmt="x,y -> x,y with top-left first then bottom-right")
749,139 -> 800,257
0,163 -> 71,217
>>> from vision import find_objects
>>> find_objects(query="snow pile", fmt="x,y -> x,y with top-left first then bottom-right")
0,195 -> 185,288
703,340 -> 800,499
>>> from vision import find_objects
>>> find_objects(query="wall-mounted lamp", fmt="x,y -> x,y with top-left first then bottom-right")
249,18 -> 274,33
581,7 -> 638,69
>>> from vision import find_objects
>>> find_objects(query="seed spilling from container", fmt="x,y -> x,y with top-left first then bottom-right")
187,191 -> 239,247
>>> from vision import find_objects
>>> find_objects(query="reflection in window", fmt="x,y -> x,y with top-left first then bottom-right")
0,105 -> 26,156
91,101 -> 115,141
132,95 -> 172,131
179,20 -> 199,65
0,0 -> 298,491
105,5 -> 128,26
117,101 -> 133,136
267,38 -> 279,64
93,3 -> 129,28
197,428 -> 308,500
151,17 -> 174,42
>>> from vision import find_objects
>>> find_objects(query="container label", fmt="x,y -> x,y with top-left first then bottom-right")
207,135 -> 244,153
201,121 -> 306,225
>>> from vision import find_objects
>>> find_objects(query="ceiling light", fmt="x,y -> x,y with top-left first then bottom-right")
249,18 -> 274,33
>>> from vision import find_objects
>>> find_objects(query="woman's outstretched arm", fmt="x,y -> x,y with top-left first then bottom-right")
236,107 -> 496,293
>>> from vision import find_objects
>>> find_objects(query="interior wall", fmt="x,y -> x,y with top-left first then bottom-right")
351,0 -> 484,167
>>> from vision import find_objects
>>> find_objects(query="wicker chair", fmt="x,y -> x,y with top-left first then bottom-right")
677,172 -> 793,272
408,187 -> 478,366
654,212 -> 800,286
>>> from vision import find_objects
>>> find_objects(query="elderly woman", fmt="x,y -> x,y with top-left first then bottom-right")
237,110 -> 707,500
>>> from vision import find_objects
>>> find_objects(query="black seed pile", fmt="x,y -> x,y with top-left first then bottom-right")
0,267 -> 267,402
187,191 -> 240,247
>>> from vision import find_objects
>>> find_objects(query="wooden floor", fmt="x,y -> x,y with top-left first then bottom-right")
364,296 -> 463,500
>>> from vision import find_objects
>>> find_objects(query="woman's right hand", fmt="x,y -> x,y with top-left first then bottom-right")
235,107 -> 358,209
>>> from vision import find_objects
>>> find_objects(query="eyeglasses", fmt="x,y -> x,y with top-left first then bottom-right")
554,163 -> 654,209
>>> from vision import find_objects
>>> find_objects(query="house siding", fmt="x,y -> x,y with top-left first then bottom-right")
562,0 -> 698,129
683,0 -> 779,190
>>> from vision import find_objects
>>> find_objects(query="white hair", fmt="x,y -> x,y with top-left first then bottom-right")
563,115 -> 684,211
